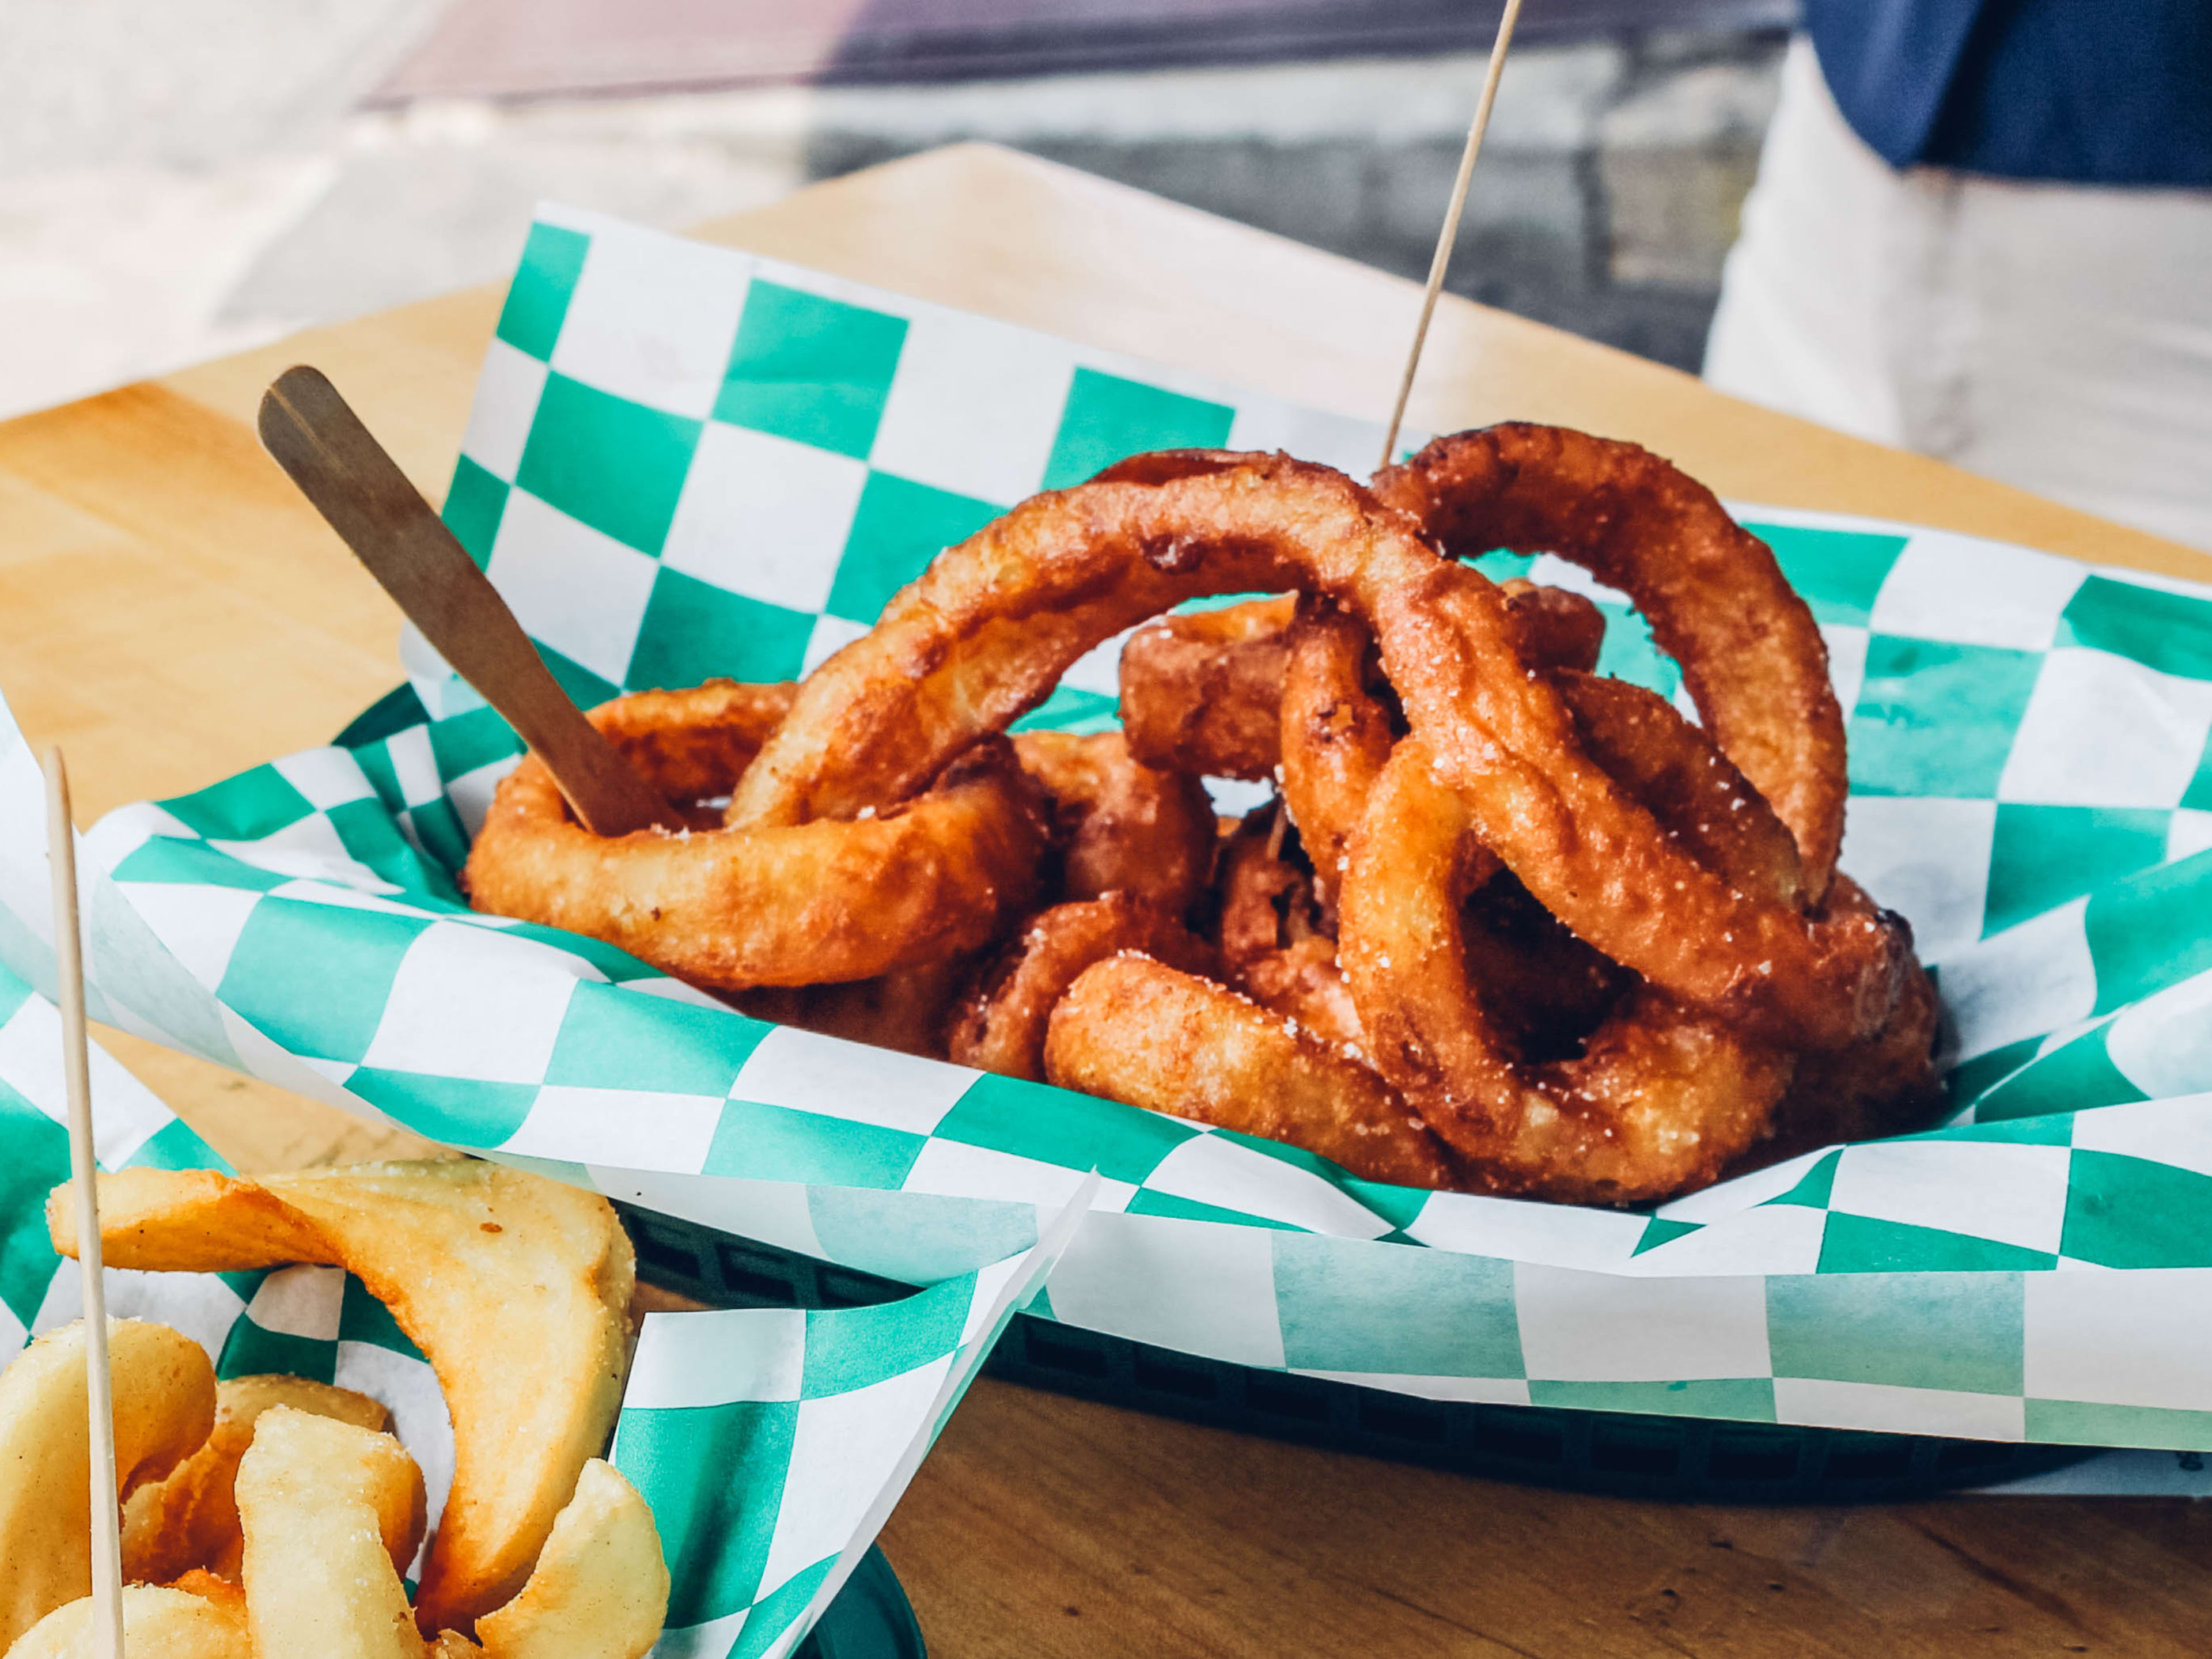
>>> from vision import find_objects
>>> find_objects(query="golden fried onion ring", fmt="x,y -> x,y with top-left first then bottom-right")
465,680 -> 1051,991
1373,422 -> 1850,899
1012,730 -> 1217,916
1044,953 -> 1457,1190
950,895 -> 1215,1081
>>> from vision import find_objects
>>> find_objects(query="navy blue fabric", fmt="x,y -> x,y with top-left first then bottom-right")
1804,0 -> 2212,187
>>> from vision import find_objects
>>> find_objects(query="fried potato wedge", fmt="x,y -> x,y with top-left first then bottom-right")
51,1161 -> 635,1634
475,1460 -> 669,1659
235,1406 -> 425,1659
6,1583 -> 249,1659
0,1318 -> 216,1647
123,1373 -> 396,1585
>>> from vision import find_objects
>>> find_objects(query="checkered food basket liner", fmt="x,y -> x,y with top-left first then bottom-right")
8,205 -> 2212,1455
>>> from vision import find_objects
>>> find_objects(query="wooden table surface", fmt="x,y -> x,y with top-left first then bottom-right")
5,142 -> 2210,1656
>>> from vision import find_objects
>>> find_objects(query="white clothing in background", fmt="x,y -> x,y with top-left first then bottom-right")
1705,37 -> 2212,552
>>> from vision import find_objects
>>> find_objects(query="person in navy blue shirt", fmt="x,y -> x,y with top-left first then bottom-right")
1705,1 -> 2212,549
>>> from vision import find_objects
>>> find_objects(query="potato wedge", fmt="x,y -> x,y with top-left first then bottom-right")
0,1319 -> 215,1647
475,1460 -> 669,1659
123,1374 -> 395,1584
6,1583 -> 249,1659
234,1406 -> 425,1659
52,1161 -> 635,1634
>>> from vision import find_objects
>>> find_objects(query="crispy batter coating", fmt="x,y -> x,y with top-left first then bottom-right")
1044,954 -> 1459,1190
465,681 -> 1052,990
1013,730 -> 1217,917
1118,596 -> 1294,781
1374,423 -> 1849,899
949,895 -> 1215,1081
1339,737 -> 1798,1205
1120,580 -> 1603,792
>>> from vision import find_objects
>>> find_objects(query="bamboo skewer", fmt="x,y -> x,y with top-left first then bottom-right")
46,748 -> 124,1659
1378,0 -> 1527,468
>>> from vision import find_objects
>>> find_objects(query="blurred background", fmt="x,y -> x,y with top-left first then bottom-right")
0,0 -> 1791,421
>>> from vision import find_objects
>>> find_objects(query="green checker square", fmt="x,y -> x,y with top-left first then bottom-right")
2187,734 -> 2212,812
442,454 -> 509,569
427,705 -> 525,780
1984,804 -> 2170,937
2061,1150 -> 2212,1267
704,1099 -> 925,1189
1009,684 -> 1119,734
327,797 -> 450,896
1948,1034 -> 2046,1113
732,1558 -> 836,1659
2086,850 -> 2212,1013
335,684 -> 432,749
547,980 -> 767,1096
340,1274 -> 423,1359
219,1317 -> 336,1385
934,1072 -> 1198,1185
1338,1177 -> 1431,1234
1846,635 -> 2044,798
1817,1213 -> 2058,1272
826,471 -> 1003,626
494,222 -> 589,360
1921,1108 -> 2074,1146
1040,369 -> 1236,490
1274,1233 -> 1521,1376
514,372 -> 702,556
2025,1398 -> 2212,1452
0,1092 -> 68,1328
402,800 -> 473,885
217,897 -> 432,1065
1633,1216 -> 1702,1255
615,1396 -> 796,1626
346,1070 -> 540,1149
109,837 -> 289,892
715,280 -> 908,460
535,643 -> 621,711
807,1188 -> 1040,1285
627,568 -> 813,691
800,1279 -> 969,1398
1592,600 -> 1683,700
1126,1188 -> 1298,1229
126,1116 -> 223,1173
1527,1378 -> 1777,1421
160,764 -> 315,842
1740,522 -> 1908,627
1974,1024 -> 2145,1122
1763,1149 -> 1841,1208
1768,1271 -> 2022,1395
2058,574 -> 2212,682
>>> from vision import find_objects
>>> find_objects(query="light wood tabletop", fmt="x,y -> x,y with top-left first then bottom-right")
4,142 -> 2210,1657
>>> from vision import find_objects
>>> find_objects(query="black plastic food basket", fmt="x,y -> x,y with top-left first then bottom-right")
617,1202 -> 2092,1504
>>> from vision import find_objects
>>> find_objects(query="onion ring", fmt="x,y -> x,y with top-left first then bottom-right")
725,956 -> 974,1059
464,681 -> 1052,990
1211,810 -> 1364,1051
1119,580 -> 1603,785
949,895 -> 1215,1081
1338,733 -> 1797,1205
1373,423 -> 1849,899
1012,730 -> 1216,916
1117,596 -> 1294,781
1043,953 -> 1459,1190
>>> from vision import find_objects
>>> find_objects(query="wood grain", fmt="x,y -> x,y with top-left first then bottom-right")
3,142 -> 2207,1657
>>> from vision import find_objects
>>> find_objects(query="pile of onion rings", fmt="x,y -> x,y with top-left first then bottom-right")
464,423 -> 1942,1206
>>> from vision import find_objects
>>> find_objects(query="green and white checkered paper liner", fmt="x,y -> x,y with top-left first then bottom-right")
8,204 -> 2212,1459
0,949 -> 1080,1657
